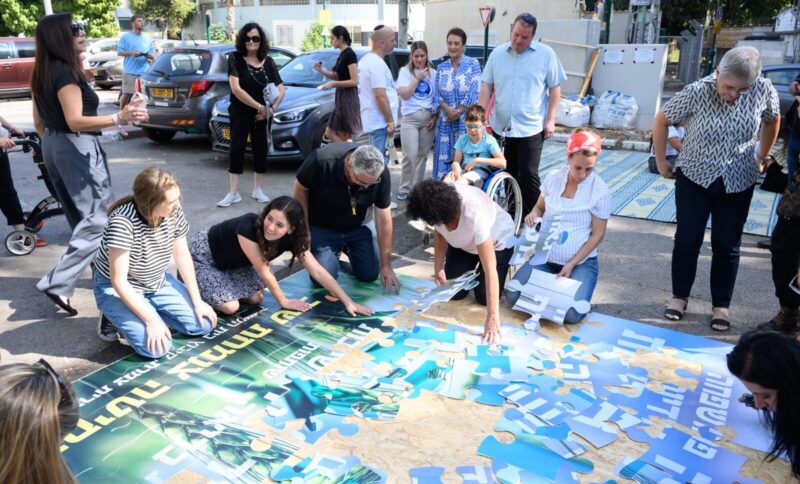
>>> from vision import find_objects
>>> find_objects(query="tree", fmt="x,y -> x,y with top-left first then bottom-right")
131,0 -> 196,39
0,0 -> 119,37
301,22 -> 324,52
210,24 -> 227,43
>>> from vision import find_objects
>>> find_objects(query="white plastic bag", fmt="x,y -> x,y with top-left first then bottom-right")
556,98 -> 591,128
591,90 -> 639,129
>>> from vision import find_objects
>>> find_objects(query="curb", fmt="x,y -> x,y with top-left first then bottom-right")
553,132 -> 650,153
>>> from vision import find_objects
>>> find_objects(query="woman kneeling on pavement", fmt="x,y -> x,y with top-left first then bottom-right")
727,330 -> 800,478
508,129 -> 611,324
407,179 -> 515,344
189,196 -> 373,317
93,168 -> 217,359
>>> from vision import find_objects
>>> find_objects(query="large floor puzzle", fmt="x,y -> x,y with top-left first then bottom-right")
62,268 -> 791,483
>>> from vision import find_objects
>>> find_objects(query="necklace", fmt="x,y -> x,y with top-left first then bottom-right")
347,184 -> 358,216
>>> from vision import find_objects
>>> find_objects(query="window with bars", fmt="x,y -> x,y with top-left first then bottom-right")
348,25 -> 363,45
276,25 -> 294,46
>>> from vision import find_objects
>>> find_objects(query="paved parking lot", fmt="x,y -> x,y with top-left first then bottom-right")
0,90 -> 776,381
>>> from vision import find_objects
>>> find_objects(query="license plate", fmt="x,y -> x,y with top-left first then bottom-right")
150,88 -> 174,98
222,128 -> 250,142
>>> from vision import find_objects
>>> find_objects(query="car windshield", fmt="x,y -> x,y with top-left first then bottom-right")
279,51 -> 342,88
89,39 -> 117,54
150,50 -> 213,76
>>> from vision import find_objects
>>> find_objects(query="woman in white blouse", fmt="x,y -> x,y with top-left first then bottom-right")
511,129 -> 611,324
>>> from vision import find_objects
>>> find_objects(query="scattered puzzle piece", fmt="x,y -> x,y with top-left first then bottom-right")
507,269 -> 591,328
409,466 -> 445,483
414,269 -> 480,312
455,465 -> 494,484
478,435 -> 593,483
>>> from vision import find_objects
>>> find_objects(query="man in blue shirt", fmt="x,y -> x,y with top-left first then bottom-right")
117,15 -> 155,109
478,13 -> 566,216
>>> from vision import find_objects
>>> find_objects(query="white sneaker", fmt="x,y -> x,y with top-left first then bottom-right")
389,202 -> 398,210
217,192 -> 242,207
252,187 -> 270,203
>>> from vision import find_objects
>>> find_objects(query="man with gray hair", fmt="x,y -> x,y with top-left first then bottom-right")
294,142 -> 401,292
359,25 -> 398,164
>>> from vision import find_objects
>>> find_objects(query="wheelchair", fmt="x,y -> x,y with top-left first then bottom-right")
4,132 -> 65,256
481,169 -> 523,233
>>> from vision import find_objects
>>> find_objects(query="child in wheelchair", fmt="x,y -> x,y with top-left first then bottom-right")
446,105 -> 506,186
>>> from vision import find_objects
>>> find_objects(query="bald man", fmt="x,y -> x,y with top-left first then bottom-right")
358,25 -> 398,164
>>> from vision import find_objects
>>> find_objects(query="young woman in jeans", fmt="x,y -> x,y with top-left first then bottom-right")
396,40 -> 437,200
93,168 -> 217,358
510,129 -> 611,324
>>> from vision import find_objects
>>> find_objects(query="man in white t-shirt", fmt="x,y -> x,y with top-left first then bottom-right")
359,25 -> 398,164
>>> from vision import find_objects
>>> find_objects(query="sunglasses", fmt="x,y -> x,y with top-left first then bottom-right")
71,21 -> 87,36
465,123 -> 483,130
246,35 -> 261,43
37,359 -> 72,408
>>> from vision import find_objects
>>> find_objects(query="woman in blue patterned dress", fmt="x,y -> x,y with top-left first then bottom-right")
432,27 -> 481,180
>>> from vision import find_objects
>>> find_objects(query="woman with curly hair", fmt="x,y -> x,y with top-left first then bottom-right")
189,196 -> 373,316
406,179 -> 515,344
0,360 -> 80,484
727,330 -> 800,478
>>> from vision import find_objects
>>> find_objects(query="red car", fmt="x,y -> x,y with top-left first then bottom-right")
0,37 -> 93,99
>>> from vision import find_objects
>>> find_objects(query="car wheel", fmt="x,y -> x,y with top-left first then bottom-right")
98,84 -> 112,90
313,121 -> 329,150
143,128 -> 177,143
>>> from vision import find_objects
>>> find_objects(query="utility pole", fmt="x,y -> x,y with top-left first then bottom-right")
398,0 -> 409,47
43,0 -> 52,15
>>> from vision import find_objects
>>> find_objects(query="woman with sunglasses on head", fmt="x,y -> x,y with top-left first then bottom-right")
314,25 -> 361,142
189,196 -> 373,317
93,168 -> 217,358
218,22 -> 286,208
653,46 -> 780,331
727,330 -> 800,479
0,360 -> 80,484
508,129 -> 611,325
31,13 -> 148,317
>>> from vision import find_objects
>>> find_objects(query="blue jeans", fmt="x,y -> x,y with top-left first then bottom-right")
368,127 -> 388,164
309,224 -> 379,285
508,257 -> 599,324
93,271 -> 212,359
787,136 -> 800,180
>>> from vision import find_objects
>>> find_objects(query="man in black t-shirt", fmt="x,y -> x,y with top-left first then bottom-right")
294,142 -> 400,292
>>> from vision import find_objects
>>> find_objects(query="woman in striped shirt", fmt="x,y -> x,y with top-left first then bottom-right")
92,168 -> 217,359
514,129 -> 611,324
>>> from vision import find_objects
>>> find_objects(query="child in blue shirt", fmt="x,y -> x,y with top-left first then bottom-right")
449,105 -> 506,186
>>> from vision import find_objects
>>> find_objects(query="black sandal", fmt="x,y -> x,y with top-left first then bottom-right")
710,317 -> 730,332
664,298 -> 687,321
44,291 -> 78,316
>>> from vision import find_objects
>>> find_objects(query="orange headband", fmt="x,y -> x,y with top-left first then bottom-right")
566,131 -> 602,157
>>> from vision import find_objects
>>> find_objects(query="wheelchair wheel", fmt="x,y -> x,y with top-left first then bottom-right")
484,172 -> 523,231
5,230 -> 37,256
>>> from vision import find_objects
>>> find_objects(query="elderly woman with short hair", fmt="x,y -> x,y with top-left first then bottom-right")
653,46 -> 780,331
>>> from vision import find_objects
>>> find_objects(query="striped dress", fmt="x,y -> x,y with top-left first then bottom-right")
94,202 -> 189,293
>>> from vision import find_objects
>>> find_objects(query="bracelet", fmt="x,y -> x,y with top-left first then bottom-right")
111,113 -> 121,125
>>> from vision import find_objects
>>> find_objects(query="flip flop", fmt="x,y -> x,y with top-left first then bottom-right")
710,317 -> 730,332
44,291 -> 78,316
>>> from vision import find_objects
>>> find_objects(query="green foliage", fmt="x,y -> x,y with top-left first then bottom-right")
131,0 -> 196,37
0,0 -> 119,37
210,24 -> 227,43
301,22 -> 324,52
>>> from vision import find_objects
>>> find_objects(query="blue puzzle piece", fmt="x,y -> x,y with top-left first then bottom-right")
409,466 -> 445,483
455,465 -> 493,484
272,454 -> 386,483
478,435 -> 593,483
466,345 -> 512,374
291,413 -> 359,444
625,426 -> 762,484
615,457 -> 673,483
467,372 -> 512,406
406,322 -> 468,352
518,387 -> 598,427
496,407 -> 571,439
559,355 -> 649,398
565,401 -> 645,449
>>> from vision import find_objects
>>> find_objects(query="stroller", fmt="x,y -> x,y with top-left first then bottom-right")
4,132 -> 64,256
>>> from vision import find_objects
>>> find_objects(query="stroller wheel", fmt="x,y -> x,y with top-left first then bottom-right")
5,230 -> 37,256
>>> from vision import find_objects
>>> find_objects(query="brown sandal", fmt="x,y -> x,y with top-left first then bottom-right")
664,297 -> 688,321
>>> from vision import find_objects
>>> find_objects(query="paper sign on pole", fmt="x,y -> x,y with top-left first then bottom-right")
319,9 -> 332,27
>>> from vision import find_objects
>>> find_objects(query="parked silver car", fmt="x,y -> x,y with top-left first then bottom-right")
87,39 -> 122,89
762,64 -> 800,115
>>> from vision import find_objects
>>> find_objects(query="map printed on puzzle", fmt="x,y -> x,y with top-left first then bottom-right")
62,264 -> 784,482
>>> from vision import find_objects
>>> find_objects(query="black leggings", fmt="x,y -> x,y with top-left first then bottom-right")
0,150 -> 24,226
228,110 -> 268,175
445,245 -> 513,305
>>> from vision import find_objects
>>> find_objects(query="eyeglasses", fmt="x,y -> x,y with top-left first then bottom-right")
719,79 -> 749,95
465,123 -> 483,130
71,21 -> 87,37
37,359 -> 72,408
246,36 -> 261,43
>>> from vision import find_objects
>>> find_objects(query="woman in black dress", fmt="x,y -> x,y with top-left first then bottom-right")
218,22 -> 285,208
313,25 -> 361,142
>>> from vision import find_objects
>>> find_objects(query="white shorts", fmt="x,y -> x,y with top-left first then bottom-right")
121,73 -> 139,94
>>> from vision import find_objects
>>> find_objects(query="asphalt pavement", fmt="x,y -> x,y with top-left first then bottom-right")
0,90 -> 775,381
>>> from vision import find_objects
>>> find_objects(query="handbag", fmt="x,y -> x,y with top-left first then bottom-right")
263,83 -> 279,107
777,171 -> 800,218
